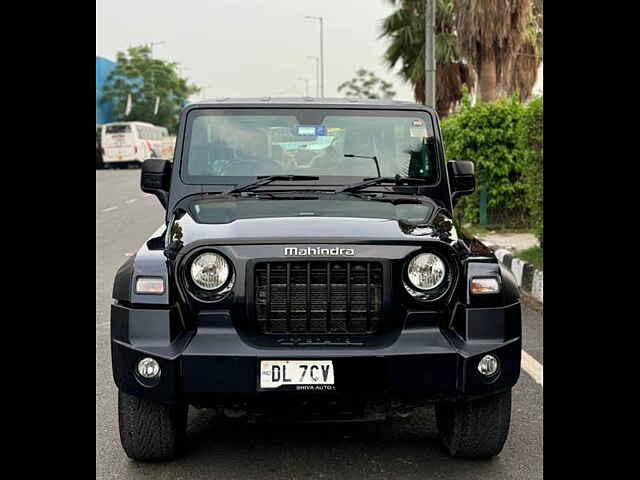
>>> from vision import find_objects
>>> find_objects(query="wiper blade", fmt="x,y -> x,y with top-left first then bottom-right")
226,175 -> 319,194
344,154 -> 381,178
338,175 -> 429,193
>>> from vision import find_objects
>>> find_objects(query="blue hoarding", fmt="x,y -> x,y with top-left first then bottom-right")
96,56 -> 115,125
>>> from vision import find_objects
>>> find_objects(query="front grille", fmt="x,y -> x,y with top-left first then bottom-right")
255,261 -> 383,334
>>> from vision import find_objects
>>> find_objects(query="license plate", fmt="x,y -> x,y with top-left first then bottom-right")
259,360 -> 335,390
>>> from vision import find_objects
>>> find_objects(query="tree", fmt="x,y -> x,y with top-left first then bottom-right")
101,46 -> 199,133
503,0 -> 543,101
337,68 -> 397,99
380,0 -> 474,117
453,0 -> 535,102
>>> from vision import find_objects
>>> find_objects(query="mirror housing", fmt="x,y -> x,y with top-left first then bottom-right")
141,158 -> 172,209
447,160 -> 476,206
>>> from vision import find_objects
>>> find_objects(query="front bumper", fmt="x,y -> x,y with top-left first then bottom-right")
111,302 -> 521,404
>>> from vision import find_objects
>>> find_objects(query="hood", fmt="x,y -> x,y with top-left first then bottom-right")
165,200 -> 459,256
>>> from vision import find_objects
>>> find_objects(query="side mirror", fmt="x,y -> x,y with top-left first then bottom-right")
141,158 -> 172,209
447,160 -> 476,206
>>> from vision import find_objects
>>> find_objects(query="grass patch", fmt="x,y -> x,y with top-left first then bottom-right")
515,245 -> 543,270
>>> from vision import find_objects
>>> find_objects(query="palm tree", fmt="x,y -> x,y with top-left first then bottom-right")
453,0 -> 534,102
380,0 -> 474,116
504,0 -> 543,101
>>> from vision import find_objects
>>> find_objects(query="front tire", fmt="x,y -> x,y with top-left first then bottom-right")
118,390 -> 188,462
435,389 -> 512,459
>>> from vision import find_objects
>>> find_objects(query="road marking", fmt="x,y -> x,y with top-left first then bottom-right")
102,206 -> 118,212
521,349 -> 543,386
124,198 -> 138,204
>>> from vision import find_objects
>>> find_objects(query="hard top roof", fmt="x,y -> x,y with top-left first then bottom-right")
187,97 -> 435,113
102,121 -> 157,126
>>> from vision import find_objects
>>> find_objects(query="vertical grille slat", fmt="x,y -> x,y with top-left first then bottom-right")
366,263 -> 371,332
327,263 -> 331,327
286,263 -> 291,333
266,262 -> 271,332
306,261 -> 311,332
255,261 -> 383,335
346,262 -> 351,332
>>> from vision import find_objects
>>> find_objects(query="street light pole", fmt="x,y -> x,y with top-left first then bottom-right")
147,41 -> 166,99
298,77 -> 310,96
424,1 -> 435,107
200,85 -> 211,100
306,56 -> 320,97
147,40 -> 167,59
305,16 -> 324,97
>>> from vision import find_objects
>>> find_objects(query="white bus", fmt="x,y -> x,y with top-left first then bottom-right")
101,121 -> 171,167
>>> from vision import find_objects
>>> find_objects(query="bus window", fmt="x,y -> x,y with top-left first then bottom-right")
106,124 -> 131,134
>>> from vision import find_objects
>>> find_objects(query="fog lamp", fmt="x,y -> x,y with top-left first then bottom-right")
477,354 -> 499,377
137,358 -> 161,379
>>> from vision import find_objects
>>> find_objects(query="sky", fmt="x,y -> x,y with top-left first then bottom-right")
96,0 -> 541,102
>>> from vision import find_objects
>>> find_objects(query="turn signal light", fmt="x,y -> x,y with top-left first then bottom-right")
135,277 -> 165,294
470,277 -> 500,294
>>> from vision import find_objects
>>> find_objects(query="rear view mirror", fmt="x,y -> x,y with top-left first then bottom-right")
447,160 -> 475,206
141,159 -> 172,209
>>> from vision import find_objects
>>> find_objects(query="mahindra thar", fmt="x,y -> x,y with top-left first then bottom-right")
111,98 -> 521,461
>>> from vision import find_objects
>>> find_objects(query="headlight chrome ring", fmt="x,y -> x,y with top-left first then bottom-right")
190,252 -> 230,290
182,250 -> 235,303
407,253 -> 446,290
403,252 -> 452,302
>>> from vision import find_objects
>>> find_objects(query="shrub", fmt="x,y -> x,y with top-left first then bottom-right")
442,94 -> 530,227
519,96 -> 543,245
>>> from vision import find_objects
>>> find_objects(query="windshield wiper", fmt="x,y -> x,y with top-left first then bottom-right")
338,175 -> 429,193
344,154 -> 381,178
226,175 -> 319,194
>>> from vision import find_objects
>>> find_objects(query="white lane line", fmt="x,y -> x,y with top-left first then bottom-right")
521,349 -> 543,386
124,198 -> 138,204
102,206 -> 118,212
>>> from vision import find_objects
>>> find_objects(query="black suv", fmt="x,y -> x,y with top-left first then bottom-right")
111,98 -> 521,461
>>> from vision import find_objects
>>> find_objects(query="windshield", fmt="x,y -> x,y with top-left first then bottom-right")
182,109 -> 439,183
105,124 -> 132,134
189,198 -> 435,224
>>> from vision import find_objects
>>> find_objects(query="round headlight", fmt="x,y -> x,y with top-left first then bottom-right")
190,252 -> 230,290
407,253 -> 446,290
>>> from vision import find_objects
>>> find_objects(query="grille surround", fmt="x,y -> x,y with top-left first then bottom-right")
254,260 -> 384,335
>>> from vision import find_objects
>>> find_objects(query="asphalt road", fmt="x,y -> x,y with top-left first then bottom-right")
96,169 -> 543,480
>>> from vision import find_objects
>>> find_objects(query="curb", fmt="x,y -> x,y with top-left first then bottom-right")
493,247 -> 543,304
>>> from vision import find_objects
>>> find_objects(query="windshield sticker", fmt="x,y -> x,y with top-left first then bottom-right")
297,125 -> 326,136
410,119 -> 428,137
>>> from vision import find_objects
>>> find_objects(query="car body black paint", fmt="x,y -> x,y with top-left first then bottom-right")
111,98 -> 521,416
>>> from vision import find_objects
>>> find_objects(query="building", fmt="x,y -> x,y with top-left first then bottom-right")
96,56 -> 116,125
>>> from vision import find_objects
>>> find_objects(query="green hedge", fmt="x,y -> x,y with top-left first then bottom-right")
519,97 -> 543,245
442,94 -> 543,241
